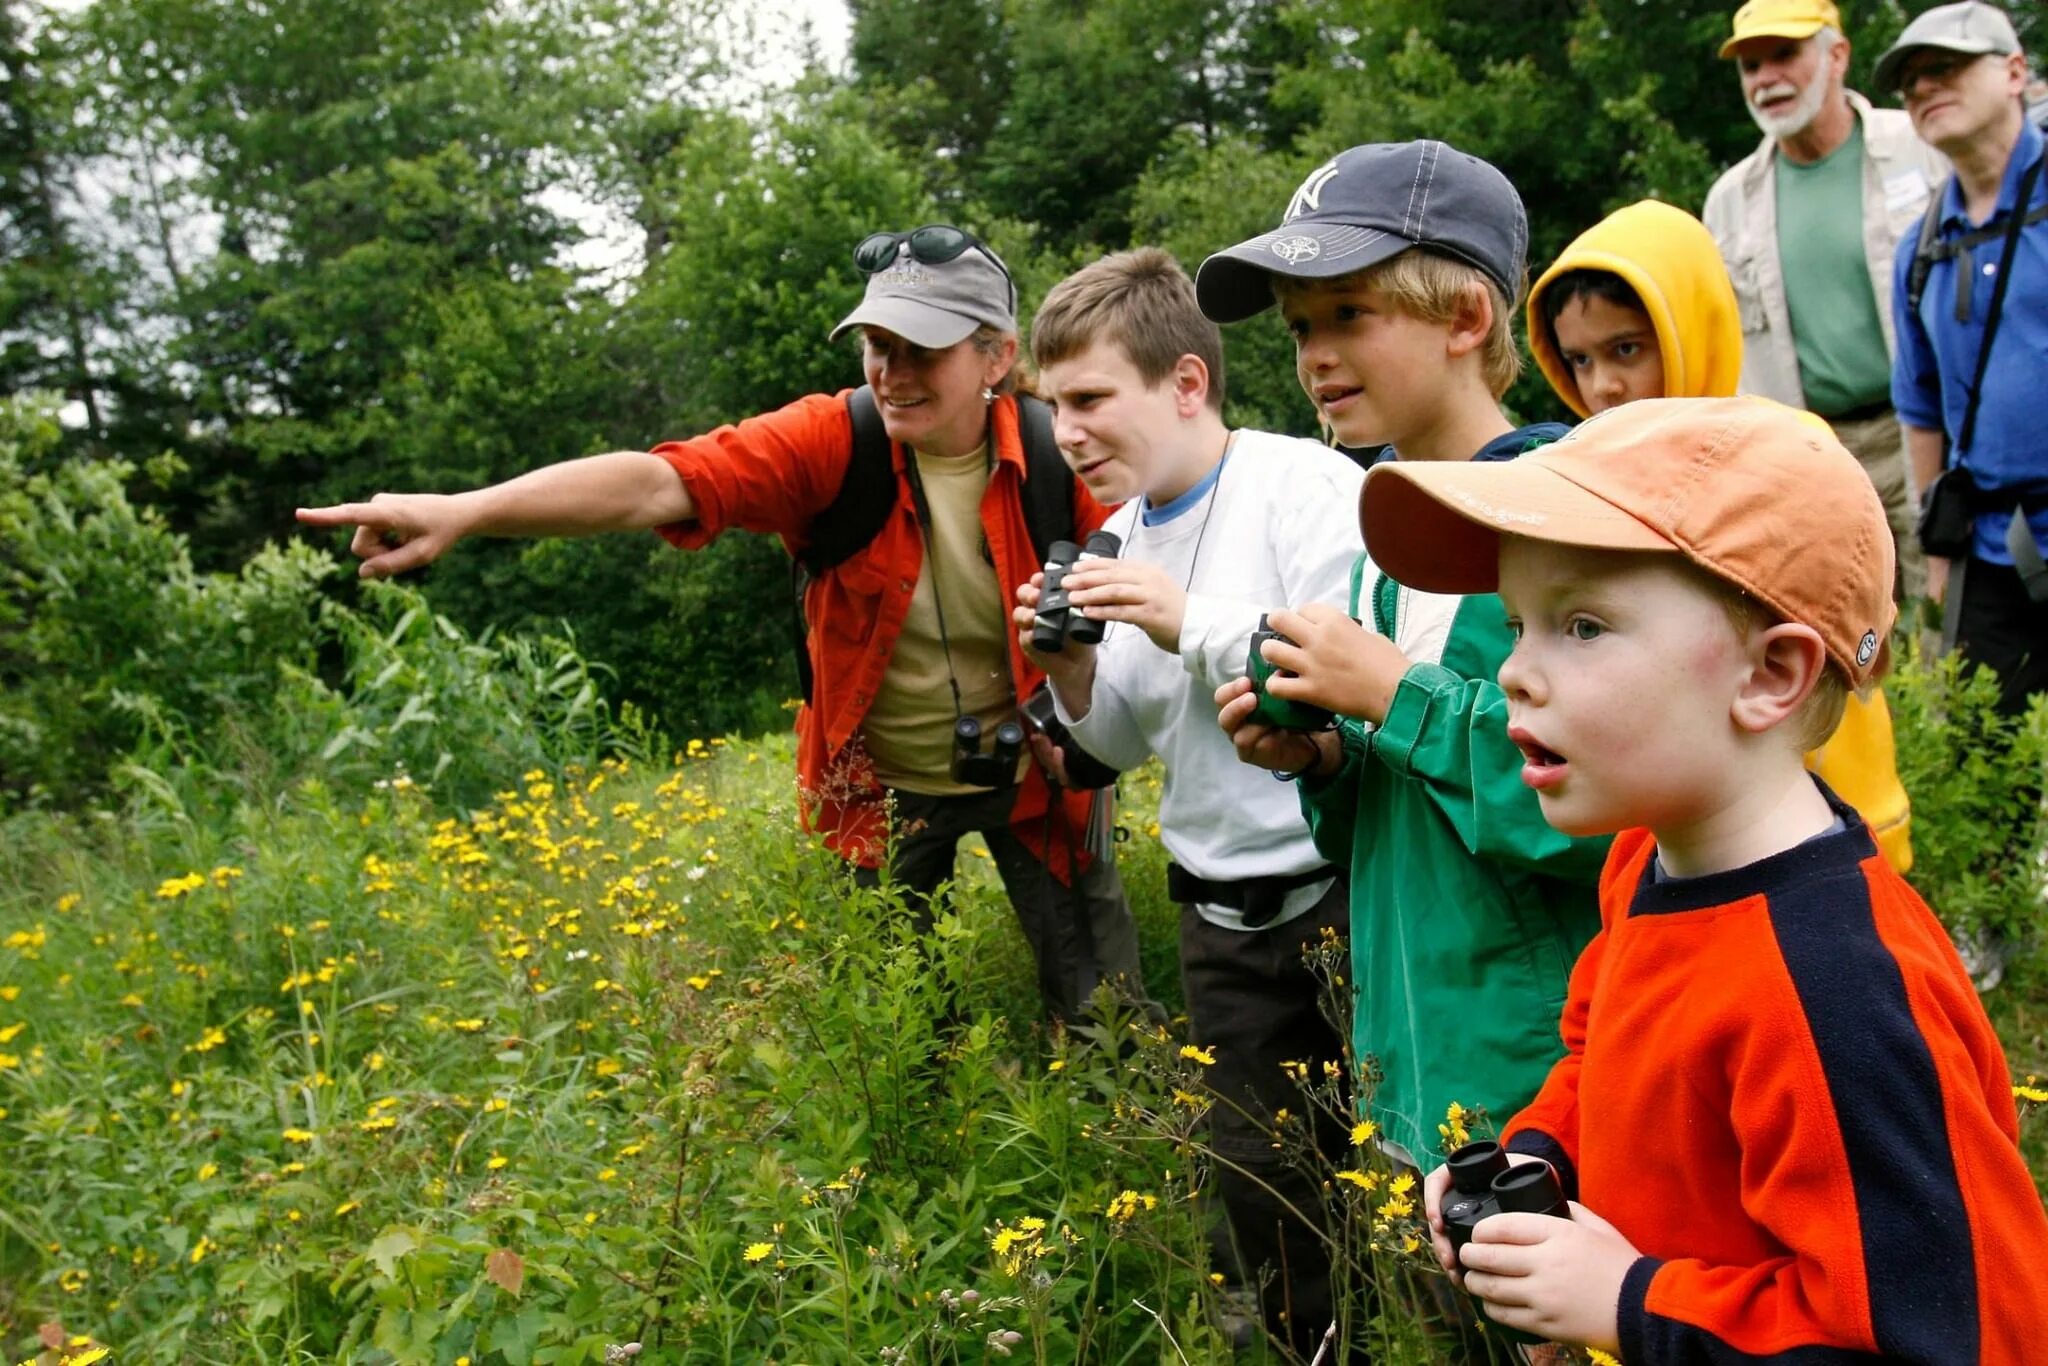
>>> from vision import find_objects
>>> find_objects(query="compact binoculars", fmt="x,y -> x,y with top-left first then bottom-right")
1441,1140 -> 1570,1252
951,714 -> 1026,789
1246,614 -> 1334,731
1440,1140 -> 1570,1343
1032,531 -> 1123,653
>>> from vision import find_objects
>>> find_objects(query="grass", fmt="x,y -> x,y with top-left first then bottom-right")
0,734 -> 2041,1365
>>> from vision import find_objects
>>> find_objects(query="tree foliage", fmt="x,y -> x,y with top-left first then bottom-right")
1,0 -> 2015,749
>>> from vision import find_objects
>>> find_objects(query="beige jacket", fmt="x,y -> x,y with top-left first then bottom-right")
1702,92 -> 1949,408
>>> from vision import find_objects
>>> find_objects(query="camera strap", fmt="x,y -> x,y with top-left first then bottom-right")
1953,154 -> 2040,459
901,451 -> 976,726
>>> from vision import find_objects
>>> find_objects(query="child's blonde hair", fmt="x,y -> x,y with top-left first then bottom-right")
1277,249 -> 1523,398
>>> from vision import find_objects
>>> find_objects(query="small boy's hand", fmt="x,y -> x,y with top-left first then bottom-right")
1423,1162 -> 1458,1276
1063,559 -> 1187,655
1215,677 -> 1326,776
1257,604 -> 1410,725
1424,1151 -> 1551,1281
1458,1202 -> 1638,1353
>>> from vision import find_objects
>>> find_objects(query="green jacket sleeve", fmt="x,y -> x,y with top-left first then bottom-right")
1370,595 -> 1609,879
1297,717 -> 1372,871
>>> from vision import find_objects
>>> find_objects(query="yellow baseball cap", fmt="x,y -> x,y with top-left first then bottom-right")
1719,0 -> 1844,58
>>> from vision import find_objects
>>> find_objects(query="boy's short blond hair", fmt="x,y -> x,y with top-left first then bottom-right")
1030,248 -> 1227,410
1275,249 -> 1522,398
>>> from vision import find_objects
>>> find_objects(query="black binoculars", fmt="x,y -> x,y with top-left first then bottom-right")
1441,1140 -> 1569,1253
1032,530 -> 1123,653
1246,613 -> 1334,731
951,715 -> 1026,788
1440,1141 -> 1570,1344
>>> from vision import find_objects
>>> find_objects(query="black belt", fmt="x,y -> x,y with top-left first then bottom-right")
1167,861 -> 1339,929
1824,400 -> 1894,426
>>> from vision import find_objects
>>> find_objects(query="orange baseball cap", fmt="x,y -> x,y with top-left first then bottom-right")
1360,397 -> 1896,686
1719,0 -> 1843,58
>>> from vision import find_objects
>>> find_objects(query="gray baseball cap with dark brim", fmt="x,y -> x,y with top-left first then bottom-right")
1874,1 -> 2022,94
827,242 -> 1017,348
1197,141 -> 1529,324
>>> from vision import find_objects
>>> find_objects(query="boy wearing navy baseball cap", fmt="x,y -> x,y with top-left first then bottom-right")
1204,142 -> 1608,1181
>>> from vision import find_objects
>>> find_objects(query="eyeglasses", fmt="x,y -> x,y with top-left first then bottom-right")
854,224 -> 1016,305
1895,50 -> 1986,96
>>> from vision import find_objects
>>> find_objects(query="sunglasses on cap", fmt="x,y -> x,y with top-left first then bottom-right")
854,224 -> 1015,297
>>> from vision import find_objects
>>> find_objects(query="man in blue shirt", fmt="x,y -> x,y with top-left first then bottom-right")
1885,2 -> 2047,717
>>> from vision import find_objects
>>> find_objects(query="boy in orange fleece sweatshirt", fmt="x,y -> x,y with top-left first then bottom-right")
1389,398 -> 2048,1361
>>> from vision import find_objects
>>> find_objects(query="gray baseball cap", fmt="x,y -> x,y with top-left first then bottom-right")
1875,1 -> 2022,94
1195,141 -> 1529,324
828,237 -> 1017,348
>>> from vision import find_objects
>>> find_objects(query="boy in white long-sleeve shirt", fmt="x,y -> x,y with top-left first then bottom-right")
1011,248 -> 1365,1353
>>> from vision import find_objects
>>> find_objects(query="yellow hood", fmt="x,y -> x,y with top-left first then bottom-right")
1528,200 -> 1742,419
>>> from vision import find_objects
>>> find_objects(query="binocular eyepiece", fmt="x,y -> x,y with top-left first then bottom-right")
951,715 -> 1026,789
1246,613 -> 1335,731
1032,530 -> 1123,654
1440,1140 -> 1569,1254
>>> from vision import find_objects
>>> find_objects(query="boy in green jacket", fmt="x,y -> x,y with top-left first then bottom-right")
1201,142 -> 1609,1168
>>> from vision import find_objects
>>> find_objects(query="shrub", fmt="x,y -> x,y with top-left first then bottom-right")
1887,639 -> 2048,952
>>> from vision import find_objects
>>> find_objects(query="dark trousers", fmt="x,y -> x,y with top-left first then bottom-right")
1956,557 -> 2048,719
853,785 -> 1146,1021
1181,880 -> 1352,1357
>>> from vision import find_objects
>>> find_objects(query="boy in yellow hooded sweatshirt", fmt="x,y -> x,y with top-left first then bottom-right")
1528,199 -> 1912,873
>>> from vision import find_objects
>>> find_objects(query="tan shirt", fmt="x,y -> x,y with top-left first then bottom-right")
860,445 -> 1023,794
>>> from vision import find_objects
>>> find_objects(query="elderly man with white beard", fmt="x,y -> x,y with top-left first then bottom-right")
1704,0 -> 1948,603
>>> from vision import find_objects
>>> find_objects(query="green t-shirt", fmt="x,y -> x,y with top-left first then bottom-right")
1775,121 -> 1894,416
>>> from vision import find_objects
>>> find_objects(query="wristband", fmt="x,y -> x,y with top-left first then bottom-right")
1272,734 -> 1332,783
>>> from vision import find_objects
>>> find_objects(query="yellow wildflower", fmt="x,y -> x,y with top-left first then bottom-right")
155,872 -> 206,900
743,1241 -> 775,1263
0,1023 -> 21,1044
1334,1169 -> 1379,1191
335,1200 -> 361,1216
281,1127 -> 315,1144
486,1153 -> 508,1170
197,1162 -> 219,1181
1350,1119 -> 1378,1146
452,1018 -> 485,1033
1179,1044 -> 1216,1066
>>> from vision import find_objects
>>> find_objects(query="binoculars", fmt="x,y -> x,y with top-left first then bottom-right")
1441,1140 -> 1571,1253
951,714 -> 1026,789
1032,530 -> 1123,653
1246,614 -> 1334,731
1440,1140 -> 1570,1344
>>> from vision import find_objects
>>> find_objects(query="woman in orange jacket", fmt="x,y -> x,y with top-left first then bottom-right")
298,226 -> 1146,1021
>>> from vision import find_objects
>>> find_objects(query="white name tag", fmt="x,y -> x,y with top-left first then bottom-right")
1883,170 -> 1932,217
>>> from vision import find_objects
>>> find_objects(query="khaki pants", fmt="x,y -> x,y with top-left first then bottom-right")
1829,410 -> 1926,605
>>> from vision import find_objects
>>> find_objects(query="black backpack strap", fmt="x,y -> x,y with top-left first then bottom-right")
1906,173 -> 1951,322
792,385 -> 900,704
1013,393 -> 1075,561
1954,155 -> 2043,457
801,386 -> 897,576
